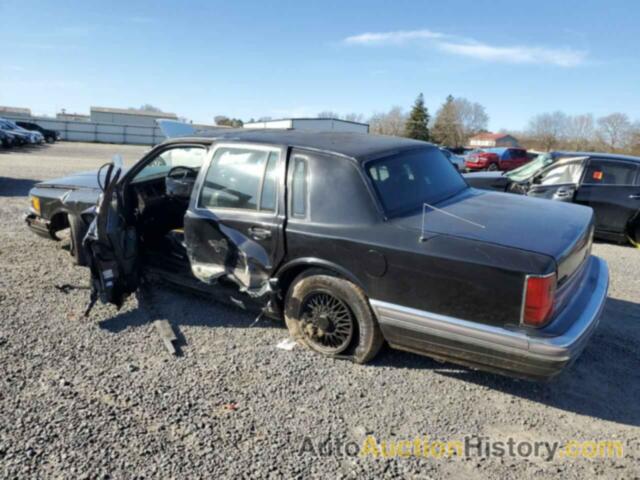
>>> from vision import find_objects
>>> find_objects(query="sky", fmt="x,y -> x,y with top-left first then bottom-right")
1,0 -> 639,131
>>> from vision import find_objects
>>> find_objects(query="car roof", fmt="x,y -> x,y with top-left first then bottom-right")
552,150 -> 640,163
163,129 -> 435,163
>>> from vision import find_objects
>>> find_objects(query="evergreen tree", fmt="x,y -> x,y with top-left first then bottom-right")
405,93 -> 430,141
432,94 -> 463,147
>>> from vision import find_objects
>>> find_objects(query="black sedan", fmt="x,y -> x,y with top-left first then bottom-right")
16,121 -> 60,143
26,131 -> 608,381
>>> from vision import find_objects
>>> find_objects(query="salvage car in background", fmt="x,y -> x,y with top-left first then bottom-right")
439,147 -> 465,171
464,151 -> 579,192
465,147 -> 529,171
527,154 -> 640,243
0,118 -> 44,144
16,121 -> 60,143
467,152 -> 640,244
0,129 -> 17,148
26,131 -> 608,380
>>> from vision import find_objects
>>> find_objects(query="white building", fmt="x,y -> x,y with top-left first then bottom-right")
243,118 -> 369,133
468,133 -> 519,148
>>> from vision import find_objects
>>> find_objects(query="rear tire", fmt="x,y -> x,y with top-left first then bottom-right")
487,163 -> 498,171
68,214 -> 89,266
284,272 -> 384,364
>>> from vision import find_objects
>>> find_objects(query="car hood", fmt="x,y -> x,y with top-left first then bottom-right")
37,167 -> 130,190
390,188 -> 592,261
2,128 -> 29,137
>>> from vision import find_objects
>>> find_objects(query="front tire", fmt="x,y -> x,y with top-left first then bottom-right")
68,214 -> 89,266
487,163 -> 498,171
284,272 -> 384,363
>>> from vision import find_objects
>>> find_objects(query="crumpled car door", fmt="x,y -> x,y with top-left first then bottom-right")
83,162 -> 139,313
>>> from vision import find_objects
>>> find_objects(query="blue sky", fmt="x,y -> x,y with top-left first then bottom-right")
1,0 -> 639,130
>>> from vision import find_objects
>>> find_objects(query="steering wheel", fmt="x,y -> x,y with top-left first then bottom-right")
167,166 -> 198,180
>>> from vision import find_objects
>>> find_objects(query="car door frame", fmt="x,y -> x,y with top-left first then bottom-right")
183,141 -> 288,294
83,141 -> 211,309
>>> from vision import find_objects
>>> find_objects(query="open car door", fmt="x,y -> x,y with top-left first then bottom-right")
83,158 -> 139,313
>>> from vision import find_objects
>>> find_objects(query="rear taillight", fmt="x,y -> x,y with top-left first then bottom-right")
523,273 -> 557,327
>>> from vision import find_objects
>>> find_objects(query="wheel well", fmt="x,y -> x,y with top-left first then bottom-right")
49,212 -> 70,238
626,214 -> 640,242
274,265 -> 347,314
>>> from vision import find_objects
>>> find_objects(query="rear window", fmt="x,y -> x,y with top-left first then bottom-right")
366,148 -> 467,215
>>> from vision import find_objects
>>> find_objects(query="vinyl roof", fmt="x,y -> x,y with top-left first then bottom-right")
171,129 -> 435,162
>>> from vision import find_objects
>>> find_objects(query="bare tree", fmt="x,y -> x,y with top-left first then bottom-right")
526,111 -> 569,151
453,98 -> 489,142
343,112 -> 365,123
566,114 -> 595,150
368,107 -> 407,136
597,113 -> 632,152
317,111 -> 365,123
629,121 -> 640,156
138,104 -> 163,112
214,115 -> 243,128
317,111 -> 341,119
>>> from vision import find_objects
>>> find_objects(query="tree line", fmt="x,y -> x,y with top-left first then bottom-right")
327,93 -> 490,148
504,112 -> 640,155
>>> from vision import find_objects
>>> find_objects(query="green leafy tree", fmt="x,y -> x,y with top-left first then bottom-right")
405,93 -> 430,141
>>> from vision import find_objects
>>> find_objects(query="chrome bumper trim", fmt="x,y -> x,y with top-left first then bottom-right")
371,256 -> 609,364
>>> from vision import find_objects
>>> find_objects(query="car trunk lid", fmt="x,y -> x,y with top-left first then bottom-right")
391,188 -> 593,281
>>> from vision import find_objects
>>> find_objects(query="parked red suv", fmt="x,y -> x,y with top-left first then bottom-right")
465,147 -> 529,171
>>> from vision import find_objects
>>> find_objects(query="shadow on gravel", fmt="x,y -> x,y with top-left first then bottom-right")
373,297 -> 640,427
0,144 -> 50,155
97,284 -> 279,352
0,177 -> 39,196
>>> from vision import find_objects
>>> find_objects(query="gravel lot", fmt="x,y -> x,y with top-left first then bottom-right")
1,142 -> 639,479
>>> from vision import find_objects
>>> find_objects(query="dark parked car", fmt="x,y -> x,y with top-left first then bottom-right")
467,152 -> 640,244
0,129 -> 16,147
16,121 -> 60,143
465,147 -> 529,172
26,131 -> 608,380
0,119 -> 31,145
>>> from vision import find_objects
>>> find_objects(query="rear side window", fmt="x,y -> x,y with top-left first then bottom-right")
259,152 -> 279,212
291,157 -> 308,217
200,147 -> 278,211
583,160 -> 638,186
367,148 -> 467,215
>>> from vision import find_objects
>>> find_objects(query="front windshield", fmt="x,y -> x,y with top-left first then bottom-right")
366,148 -> 468,216
506,153 -> 552,182
132,147 -> 205,183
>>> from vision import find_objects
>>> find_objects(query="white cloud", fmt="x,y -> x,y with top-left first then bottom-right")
344,29 -> 444,45
343,29 -> 587,67
438,41 -> 586,67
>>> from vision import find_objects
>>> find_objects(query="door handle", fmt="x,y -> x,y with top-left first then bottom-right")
629,194 -> 640,200
248,226 -> 271,240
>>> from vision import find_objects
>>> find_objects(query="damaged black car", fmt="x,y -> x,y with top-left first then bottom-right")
26,131 -> 609,380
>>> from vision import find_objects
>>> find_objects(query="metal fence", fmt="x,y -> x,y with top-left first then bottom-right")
2,115 -> 166,145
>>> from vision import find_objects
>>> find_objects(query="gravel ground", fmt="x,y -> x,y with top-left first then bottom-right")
1,142 -> 639,479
